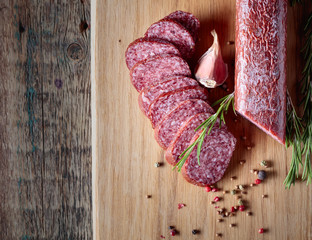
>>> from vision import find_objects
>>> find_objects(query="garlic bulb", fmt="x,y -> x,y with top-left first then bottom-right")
195,30 -> 228,88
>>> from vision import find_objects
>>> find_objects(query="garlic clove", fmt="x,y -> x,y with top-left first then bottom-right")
195,30 -> 228,88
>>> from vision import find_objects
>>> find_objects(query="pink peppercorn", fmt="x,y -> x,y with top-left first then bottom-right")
255,179 -> 262,184
205,186 -> 212,192
258,228 -> 264,234
170,230 -> 176,236
212,188 -> 218,192
239,205 -> 245,211
214,196 -> 220,202
231,206 -> 235,212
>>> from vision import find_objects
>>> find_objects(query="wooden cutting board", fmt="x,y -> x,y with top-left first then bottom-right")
91,1 -> 312,239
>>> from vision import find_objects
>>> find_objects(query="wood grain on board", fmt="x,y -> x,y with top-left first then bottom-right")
0,0 -> 91,239
92,0 -> 312,240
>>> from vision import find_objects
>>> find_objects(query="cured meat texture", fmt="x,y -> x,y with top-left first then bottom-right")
154,99 -> 214,149
181,124 -> 236,186
130,54 -> 191,92
164,10 -> 200,42
145,20 -> 195,59
148,86 -> 208,128
138,76 -> 199,116
165,112 -> 212,166
125,38 -> 181,70
235,0 -> 287,144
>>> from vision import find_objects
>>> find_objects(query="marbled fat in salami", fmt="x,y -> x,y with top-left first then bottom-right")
154,99 -> 214,149
164,10 -> 200,42
145,20 -> 195,59
235,0 -> 287,144
148,86 -> 208,128
181,124 -> 236,186
125,38 -> 181,70
130,54 -> 191,92
138,76 -> 199,116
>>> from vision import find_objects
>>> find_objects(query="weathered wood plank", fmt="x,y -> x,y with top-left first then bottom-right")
0,0 -> 91,239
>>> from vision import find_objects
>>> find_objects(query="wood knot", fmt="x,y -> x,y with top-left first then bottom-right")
67,43 -> 84,61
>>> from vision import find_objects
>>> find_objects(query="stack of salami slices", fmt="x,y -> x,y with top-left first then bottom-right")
125,11 -> 236,187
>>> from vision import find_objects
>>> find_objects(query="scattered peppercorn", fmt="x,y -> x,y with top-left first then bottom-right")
192,229 -> 199,235
170,230 -> 176,236
242,191 -> 247,195
231,190 -> 236,195
239,185 -> 245,190
260,160 -> 268,167
154,162 -> 160,168
258,170 -> 267,180
230,176 -> 236,181
216,233 -> 222,237
258,228 -> 264,234
254,170 -> 259,175
241,136 -> 247,141
238,199 -> 243,206
250,169 -> 254,173
235,185 -> 239,190
236,195 -> 241,199
225,212 -> 229,217
146,195 -> 151,198
178,203 -> 185,209
234,206 -> 238,211
246,212 -> 252,216
239,160 -> 246,165
227,40 -> 235,45
229,224 -> 235,227
212,188 -> 218,192
255,179 -> 262,184
246,146 -> 252,150
205,186 -> 212,192
214,196 -> 220,202
250,183 -> 254,187
223,190 -> 227,194
217,219 -> 223,222
239,205 -> 245,211
160,235 -> 165,239
262,194 -> 267,198
231,206 -> 235,212
168,226 -> 175,230
210,201 -> 214,205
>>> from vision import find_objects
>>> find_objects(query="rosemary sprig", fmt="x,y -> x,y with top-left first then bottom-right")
284,6 -> 312,188
174,92 -> 235,172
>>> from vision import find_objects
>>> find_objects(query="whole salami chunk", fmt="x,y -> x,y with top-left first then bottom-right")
235,0 -> 287,144
138,76 -> 199,116
145,20 -> 195,59
165,112 -> 212,165
130,54 -> 191,92
181,124 -> 236,186
164,10 -> 200,42
125,38 -> 181,70
148,86 -> 208,128
154,99 -> 214,149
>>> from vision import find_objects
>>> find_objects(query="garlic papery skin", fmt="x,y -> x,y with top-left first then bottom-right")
195,30 -> 228,88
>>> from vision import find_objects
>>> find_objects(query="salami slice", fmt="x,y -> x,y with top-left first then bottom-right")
235,0 -> 287,144
154,99 -> 214,149
165,112 -> 212,165
138,76 -> 198,116
164,10 -> 200,42
130,54 -> 191,92
148,86 -> 208,128
145,20 -> 195,59
125,38 -> 181,70
181,123 -> 236,186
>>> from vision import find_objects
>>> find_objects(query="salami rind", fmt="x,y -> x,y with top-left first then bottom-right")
148,86 -> 208,128
130,54 -> 191,92
234,0 -> 287,144
145,20 -> 195,59
164,10 -> 200,42
138,76 -> 199,116
165,112 -> 212,165
154,99 -> 214,149
181,125 -> 236,186
125,38 -> 181,70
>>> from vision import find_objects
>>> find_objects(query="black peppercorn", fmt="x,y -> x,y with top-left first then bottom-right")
258,170 -> 267,180
168,226 -> 175,230
192,229 -> 200,235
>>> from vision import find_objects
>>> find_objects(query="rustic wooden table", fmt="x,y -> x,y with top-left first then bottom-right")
0,1 -> 91,239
